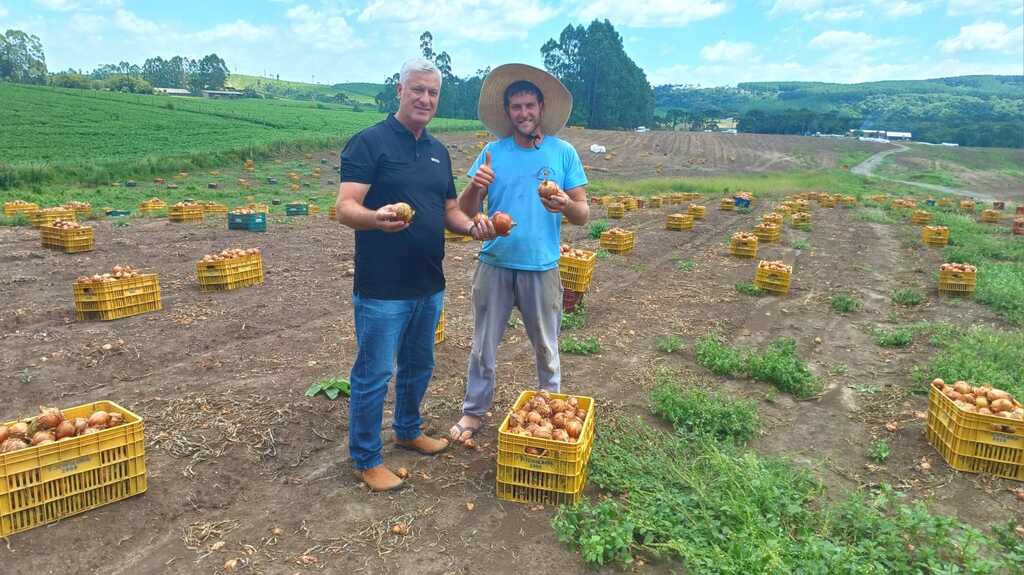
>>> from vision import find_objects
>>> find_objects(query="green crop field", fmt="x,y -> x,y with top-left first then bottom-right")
0,83 -> 479,189
226,74 -> 384,104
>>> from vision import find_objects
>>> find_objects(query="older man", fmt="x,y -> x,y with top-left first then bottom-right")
449,63 -> 589,445
335,58 -> 483,491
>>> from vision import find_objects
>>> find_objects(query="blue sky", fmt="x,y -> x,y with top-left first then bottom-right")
2,0 -> 1021,87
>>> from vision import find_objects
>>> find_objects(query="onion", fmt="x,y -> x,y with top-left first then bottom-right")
538,390 -> 551,400
930,378 -> 945,390
82,427 -> 101,435
32,431 -> 55,445
978,408 -> 993,416
8,422 -> 28,439
567,397 -> 579,409
527,411 -> 543,425
549,399 -> 567,413
552,429 -> 569,442
34,406 -> 63,431
987,389 -> 1010,402
36,439 -> 54,446
1,438 -> 28,453
73,417 -> 88,435
534,403 -> 552,418
55,420 -> 76,440
975,396 -> 989,409
565,419 -> 583,439
991,399 -> 1014,413
108,413 -> 124,427
953,381 -> 972,395
88,411 -> 110,428
0,425 -> 7,443
531,426 -> 552,439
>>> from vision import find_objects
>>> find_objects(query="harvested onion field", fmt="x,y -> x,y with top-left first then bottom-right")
1,132 -> 1023,573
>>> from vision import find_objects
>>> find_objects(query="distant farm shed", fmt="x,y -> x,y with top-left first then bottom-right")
154,87 -> 190,96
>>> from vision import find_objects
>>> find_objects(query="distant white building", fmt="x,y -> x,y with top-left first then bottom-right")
886,131 -> 912,141
154,87 -> 190,96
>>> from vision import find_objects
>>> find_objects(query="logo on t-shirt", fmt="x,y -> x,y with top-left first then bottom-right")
535,166 -> 555,181
430,157 -> 440,164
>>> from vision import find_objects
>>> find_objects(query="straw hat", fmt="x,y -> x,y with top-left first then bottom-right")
477,63 -> 572,138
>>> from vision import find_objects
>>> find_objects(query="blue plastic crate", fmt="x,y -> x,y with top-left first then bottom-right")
926,199 -> 937,206
105,210 -> 131,217
286,204 -> 309,216
228,212 -> 267,232
734,197 -> 751,208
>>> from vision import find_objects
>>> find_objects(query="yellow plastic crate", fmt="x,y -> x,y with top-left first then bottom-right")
329,206 -> 337,220
31,209 -> 75,228
791,212 -> 811,229
979,210 -> 1000,223
911,211 -> 932,225
435,310 -> 445,345
938,268 -> 975,297
926,385 -> 1023,481
687,204 -> 706,220
666,213 -> 694,231
819,196 -> 837,208
960,200 -> 976,213
308,205 -> 321,215
40,224 -> 94,254
3,201 -> 39,217
730,236 -> 758,258
559,250 -> 596,293
720,198 -> 735,211
200,202 -> 228,216
599,230 -> 635,254
761,213 -> 783,226
622,198 -> 638,211
74,275 -> 162,321
246,203 -> 270,214
496,474 -> 586,506
497,391 -> 595,477
0,401 -> 147,538
647,197 -> 663,208
196,254 -> 264,291
169,204 -> 204,223
755,262 -> 792,295
922,226 -> 949,247
753,223 -> 780,243
839,196 -> 857,208
607,204 -> 625,219
444,229 -> 472,242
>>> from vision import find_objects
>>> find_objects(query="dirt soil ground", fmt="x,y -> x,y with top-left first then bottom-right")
873,143 -> 1024,204
2,129 -> 1021,573
442,129 -> 888,180
3,165 -> 1022,574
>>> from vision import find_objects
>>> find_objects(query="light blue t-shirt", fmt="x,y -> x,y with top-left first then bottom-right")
467,136 -> 588,271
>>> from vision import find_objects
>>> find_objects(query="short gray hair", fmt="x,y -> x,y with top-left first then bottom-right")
399,58 -> 442,86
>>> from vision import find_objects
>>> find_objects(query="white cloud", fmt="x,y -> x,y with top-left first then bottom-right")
879,1 -> 925,17
70,12 -> 105,34
809,30 -> 898,51
359,0 -> 559,41
200,19 -> 273,42
0,3 -> 8,19
34,0 -> 78,11
802,6 -> 864,22
113,8 -> 159,35
648,61 -> 812,86
947,0 -> 1023,16
769,0 -> 824,16
939,22 -> 1024,53
287,4 -> 361,53
700,40 -> 757,62
578,0 -> 728,28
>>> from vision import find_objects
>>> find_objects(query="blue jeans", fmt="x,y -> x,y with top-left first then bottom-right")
348,290 -> 444,470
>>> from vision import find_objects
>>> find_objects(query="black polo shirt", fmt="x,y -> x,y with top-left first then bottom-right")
341,114 -> 457,300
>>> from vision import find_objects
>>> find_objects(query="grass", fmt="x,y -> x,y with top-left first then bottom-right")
694,335 -> 822,398
0,214 -> 31,227
649,372 -> 760,444
561,306 -> 586,331
892,287 -> 924,306
655,335 -> 683,353
595,248 -> 610,260
552,369 -> 1023,571
855,207 -> 898,224
830,293 -> 861,313
588,219 -> 610,239
676,259 -> 695,271
792,238 -> 810,250
0,82 -> 480,189
559,335 -> 601,355
917,325 -> 1024,399
868,439 -> 892,463
734,281 -> 764,296
872,326 -> 915,347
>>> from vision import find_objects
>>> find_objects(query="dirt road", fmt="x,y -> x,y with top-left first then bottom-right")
852,143 -> 995,201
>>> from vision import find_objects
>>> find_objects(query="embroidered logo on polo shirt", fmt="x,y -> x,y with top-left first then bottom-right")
430,157 -> 440,164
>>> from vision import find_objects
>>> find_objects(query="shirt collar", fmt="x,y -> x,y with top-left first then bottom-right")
387,113 -> 433,143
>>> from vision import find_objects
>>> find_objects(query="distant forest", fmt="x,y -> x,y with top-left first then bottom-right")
656,76 -> 1024,148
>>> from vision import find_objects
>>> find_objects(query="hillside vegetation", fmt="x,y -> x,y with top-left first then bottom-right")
0,83 -> 478,188
227,74 -> 383,104
657,75 -> 1024,148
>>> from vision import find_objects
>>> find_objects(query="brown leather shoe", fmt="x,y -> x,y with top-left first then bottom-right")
354,465 -> 405,492
395,434 -> 450,456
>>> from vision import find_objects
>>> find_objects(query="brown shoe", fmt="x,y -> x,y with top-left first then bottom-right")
395,434 -> 450,456
354,465 -> 405,492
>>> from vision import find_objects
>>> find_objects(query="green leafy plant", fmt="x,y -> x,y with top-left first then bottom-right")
830,293 -> 861,313
868,439 -> 891,463
561,306 -> 586,331
656,335 -> 684,353
650,378 -> 760,444
595,248 -> 610,260
695,335 -> 821,398
676,260 -> 695,271
552,498 -> 634,567
589,219 -> 610,239
892,288 -> 924,306
560,335 -> 601,355
735,281 -> 764,296
305,377 -> 350,399
872,327 -> 914,347
792,239 -> 810,250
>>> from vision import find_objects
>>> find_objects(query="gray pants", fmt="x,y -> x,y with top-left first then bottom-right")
463,261 -> 562,417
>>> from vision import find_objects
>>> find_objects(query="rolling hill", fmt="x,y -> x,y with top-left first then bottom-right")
227,74 -> 384,105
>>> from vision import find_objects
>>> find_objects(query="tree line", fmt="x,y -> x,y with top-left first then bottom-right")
374,21 -> 656,132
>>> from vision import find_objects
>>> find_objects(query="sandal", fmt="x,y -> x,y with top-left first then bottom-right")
449,422 -> 481,444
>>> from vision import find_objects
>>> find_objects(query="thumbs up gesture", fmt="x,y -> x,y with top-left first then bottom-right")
471,151 -> 495,193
